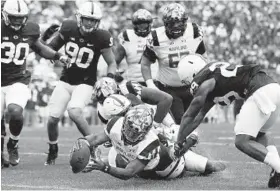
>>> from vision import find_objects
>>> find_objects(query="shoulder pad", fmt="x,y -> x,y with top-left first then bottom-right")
105,116 -> 121,135
192,22 -> 203,38
95,29 -> 113,49
60,19 -> 78,37
138,139 -> 160,160
151,30 -> 159,46
122,30 -> 129,42
22,22 -> 40,39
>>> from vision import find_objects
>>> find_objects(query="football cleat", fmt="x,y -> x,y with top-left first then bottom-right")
1,152 -> 10,168
268,169 -> 280,188
44,143 -> 58,165
7,139 -> 20,166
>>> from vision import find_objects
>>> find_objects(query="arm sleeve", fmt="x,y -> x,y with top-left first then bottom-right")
192,23 -> 206,55
47,32 -> 65,51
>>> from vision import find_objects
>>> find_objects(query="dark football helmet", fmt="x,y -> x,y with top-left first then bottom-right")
132,9 -> 153,37
162,3 -> 188,39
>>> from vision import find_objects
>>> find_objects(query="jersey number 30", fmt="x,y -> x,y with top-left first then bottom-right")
2,42 -> 29,65
65,42 -> 94,68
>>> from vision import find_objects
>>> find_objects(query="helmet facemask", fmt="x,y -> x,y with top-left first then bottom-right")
162,3 -> 188,39
133,22 -> 152,37
164,17 -> 187,39
122,105 -> 153,144
132,9 -> 153,38
77,14 -> 100,34
2,0 -> 29,31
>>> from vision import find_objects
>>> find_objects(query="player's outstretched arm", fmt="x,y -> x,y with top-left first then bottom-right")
85,131 -> 110,148
176,79 -> 216,145
102,47 -> 117,76
92,158 -> 147,180
141,87 -> 173,124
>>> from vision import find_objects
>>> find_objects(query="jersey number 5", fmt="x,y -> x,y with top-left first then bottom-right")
65,42 -> 94,69
209,62 -> 242,77
168,51 -> 189,68
2,42 -> 29,65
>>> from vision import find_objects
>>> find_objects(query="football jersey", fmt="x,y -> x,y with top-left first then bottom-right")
1,21 -> 40,86
143,23 -> 204,87
118,29 -> 157,82
51,20 -> 113,86
105,116 -> 182,174
190,62 -> 276,106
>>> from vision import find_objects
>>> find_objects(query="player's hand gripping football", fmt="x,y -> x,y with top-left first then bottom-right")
82,147 -> 104,173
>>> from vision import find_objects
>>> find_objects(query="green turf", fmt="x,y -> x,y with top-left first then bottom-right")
1,122 -> 279,190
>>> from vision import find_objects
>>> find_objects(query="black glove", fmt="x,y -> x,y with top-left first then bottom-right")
41,24 -> 60,42
107,73 -> 124,83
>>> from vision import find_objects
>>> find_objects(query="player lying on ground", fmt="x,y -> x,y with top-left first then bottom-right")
69,104 -> 225,180
1,0 -> 69,167
93,77 -> 180,141
172,54 -> 280,188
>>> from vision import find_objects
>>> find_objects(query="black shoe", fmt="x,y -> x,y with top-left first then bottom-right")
44,143 -> 58,165
268,169 -> 280,188
7,139 -> 20,166
1,152 -> 10,168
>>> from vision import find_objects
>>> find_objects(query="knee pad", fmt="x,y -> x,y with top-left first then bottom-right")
7,104 -> 23,119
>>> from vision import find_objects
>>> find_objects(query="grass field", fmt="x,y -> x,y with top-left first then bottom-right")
1,122 -> 280,190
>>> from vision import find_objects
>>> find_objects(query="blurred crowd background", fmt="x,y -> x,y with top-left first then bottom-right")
3,0 -> 280,127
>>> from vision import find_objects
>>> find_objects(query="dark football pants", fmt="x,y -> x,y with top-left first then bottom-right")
156,81 -> 192,125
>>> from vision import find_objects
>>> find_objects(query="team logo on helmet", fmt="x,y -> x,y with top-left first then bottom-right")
122,104 -> 154,144
92,77 -> 118,104
162,3 -> 188,39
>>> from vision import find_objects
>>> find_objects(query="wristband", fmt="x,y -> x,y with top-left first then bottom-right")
107,73 -> 115,79
102,165 -> 110,173
54,52 -> 61,60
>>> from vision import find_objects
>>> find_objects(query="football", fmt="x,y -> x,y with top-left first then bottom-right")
69,138 -> 91,174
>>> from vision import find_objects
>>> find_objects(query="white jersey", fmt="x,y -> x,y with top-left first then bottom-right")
118,29 -> 158,82
105,117 -> 160,170
144,23 -> 204,87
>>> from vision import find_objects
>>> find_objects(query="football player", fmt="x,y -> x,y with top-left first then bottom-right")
173,54 -> 280,188
70,104 -> 225,180
1,0 -> 69,166
42,2 -> 118,165
141,3 -> 206,125
114,9 -> 157,85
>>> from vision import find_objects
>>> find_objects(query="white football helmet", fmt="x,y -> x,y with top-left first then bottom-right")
2,0 -> 29,31
177,54 -> 207,85
103,94 -> 132,118
76,1 -> 102,33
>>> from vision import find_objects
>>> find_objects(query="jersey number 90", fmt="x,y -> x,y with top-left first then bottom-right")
65,42 -> 94,69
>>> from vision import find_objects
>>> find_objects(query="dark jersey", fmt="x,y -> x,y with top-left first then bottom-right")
1,21 -> 40,86
190,62 -> 276,106
49,20 -> 113,86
